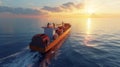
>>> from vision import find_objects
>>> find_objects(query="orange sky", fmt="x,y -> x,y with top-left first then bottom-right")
0,0 -> 120,18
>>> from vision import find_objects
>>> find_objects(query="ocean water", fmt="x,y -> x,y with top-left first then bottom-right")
0,17 -> 120,67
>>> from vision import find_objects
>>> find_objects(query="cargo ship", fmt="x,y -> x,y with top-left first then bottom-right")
29,22 -> 71,53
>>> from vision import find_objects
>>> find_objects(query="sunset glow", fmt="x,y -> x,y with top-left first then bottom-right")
0,0 -> 120,18
86,8 -> 95,15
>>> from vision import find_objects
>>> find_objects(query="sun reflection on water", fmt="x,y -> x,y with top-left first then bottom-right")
84,18 -> 96,47
86,18 -> 91,34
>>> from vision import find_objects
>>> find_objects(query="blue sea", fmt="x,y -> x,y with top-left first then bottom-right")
0,17 -> 120,67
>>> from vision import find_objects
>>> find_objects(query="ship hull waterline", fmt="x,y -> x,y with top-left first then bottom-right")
39,30 -> 70,67
29,28 -> 71,53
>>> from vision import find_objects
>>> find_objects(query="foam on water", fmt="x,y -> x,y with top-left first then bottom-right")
2,52 -> 40,67
0,47 -> 41,67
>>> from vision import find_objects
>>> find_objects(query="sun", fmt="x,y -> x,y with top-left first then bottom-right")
88,9 -> 95,14
86,8 -> 95,15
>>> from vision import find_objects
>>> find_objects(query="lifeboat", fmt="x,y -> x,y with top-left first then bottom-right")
29,22 -> 71,53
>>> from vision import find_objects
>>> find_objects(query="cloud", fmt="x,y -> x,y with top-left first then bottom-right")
0,6 -> 46,15
62,2 -> 75,9
42,2 -> 84,12
0,2 -> 84,17
42,6 -> 63,12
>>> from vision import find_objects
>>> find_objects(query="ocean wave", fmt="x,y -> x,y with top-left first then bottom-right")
1,51 -> 41,67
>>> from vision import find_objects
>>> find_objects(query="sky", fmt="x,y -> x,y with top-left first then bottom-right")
0,0 -> 120,18
0,0 -> 83,8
